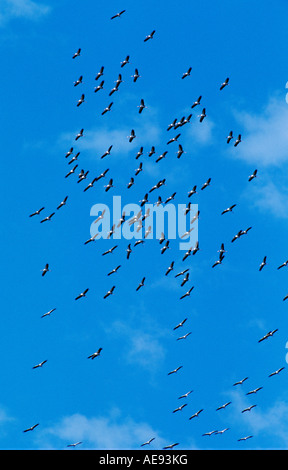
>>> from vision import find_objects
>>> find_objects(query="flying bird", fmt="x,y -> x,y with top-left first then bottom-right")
234,134 -> 242,147
258,329 -> 278,343
84,233 -> 99,245
141,437 -> 155,447
177,332 -> 191,341
94,80 -> 104,93
138,98 -> 146,114
75,288 -> 89,301
84,177 -> 98,192
128,129 -> 136,142
162,443 -> 179,450
23,423 -> 39,433
168,366 -> 183,375
41,308 -> 56,318
75,128 -> 84,140
67,442 -> 83,448
136,277 -> 146,291
259,256 -> 267,271
220,77 -> 229,90
182,67 -> 192,79
74,75 -> 83,86
178,390 -> 193,399
188,186 -> 197,197
103,286 -> 115,299
191,96 -> 202,108
131,68 -> 140,82
216,402 -> 231,411
268,367 -> 285,377
277,260 -> 288,270
172,404 -> 187,413
57,196 -> 68,210
155,150 -> 168,163
65,164 -> 78,178
76,94 -> 85,106
167,133 -> 181,145
241,405 -> 257,413
173,318 -> 187,330
198,108 -> 206,122
32,360 -> 47,369
111,10 -> 126,19
87,347 -> 102,359
104,178 -> 113,192
95,66 -> 104,80
29,207 -> 45,218
246,387 -> 263,395
180,286 -> 194,300
108,265 -> 121,276
189,409 -> 203,420
121,55 -> 130,67
226,131 -> 233,143
248,169 -> 257,181
102,245 -> 118,256
233,377 -> 248,386
221,204 -> 236,215
238,436 -> 253,442
201,178 -> 211,190
40,212 -> 55,223
72,48 -> 81,59
101,145 -> 113,159
41,263 -> 49,277
144,30 -> 156,42
102,102 -> 113,115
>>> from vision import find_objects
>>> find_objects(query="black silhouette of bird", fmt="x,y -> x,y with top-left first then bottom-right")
88,347 -> 102,359
238,436 -> 253,442
84,233 -> 99,245
94,80 -> 104,93
121,55 -> 130,67
212,253 -> 225,268
189,409 -> 203,420
32,360 -> 47,369
95,66 -> 104,80
76,94 -> 85,106
202,430 -> 218,437
29,207 -> 45,217
191,96 -> 202,108
126,244 -> 132,259
258,329 -> 278,343
138,98 -> 146,114
168,366 -> 183,375
104,286 -> 115,299
165,261 -> 175,276
101,145 -> 113,159
216,402 -> 231,411
57,196 -> 68,210
40,212 -> 55,223
135,147 -> 143,159
259,256 -> 267,271
221,204 -> 236,215
180,286 -> 194,300
127,177 -> 134,189
74,75 -> 83,87
75,128 -> 84,140
131,68 -> 140,82
198,108 -> 206,122
182,67 -> 192,79
65,164 -> 78,178
141,437 -> 155,447
111,10 -> 126,19
220,77 -> 229,90
173,318 -> 187,330
226,131 -> 233,143
104,178 -> 113,192
268,367 -> 285,377
75,288 -> 89,301
41,263 -> 49,277
136,277 -> 145,291
277,260 -> 288,270
144,30 -> 156,42
178,390 -> 193,399
167,133 -> 181,145
248,169 -> 257,181
102,102 -> 113,115
233,377 -> 248,386
162,443 -> 179,450
234,134 -> 242,147
108,265 -> 121,276
241,405 -> 257,413
23,423 -> 39,433
201,178 -> 211,190
128,129 -> 136,142
172,403 -> 187,413
177,332 -> 191,341
67,442 -> 83,448
246,387 -> 263,395
102,245 -> 118,256
84,177 -> 98,192
72,48 -> 81,59
176,144 -> 185,159
65,147 -> 73,158
188,186 -> 197,197
41,308 -> 56,318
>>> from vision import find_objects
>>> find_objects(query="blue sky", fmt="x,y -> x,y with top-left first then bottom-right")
1,0 -> 288,450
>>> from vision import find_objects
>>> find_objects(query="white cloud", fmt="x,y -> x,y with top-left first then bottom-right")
243,179 -> 288,219
228,96 -> 288,167
38,411 -> 166,450
0,0 -> 50,25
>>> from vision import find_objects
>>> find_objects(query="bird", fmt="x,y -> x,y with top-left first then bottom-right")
220,77 -> 229,90
67,442 -> 83,448
136,277 -> 145,291
75,128 -> 84,140
127,177 -> 134,189
216,402 -> 231,411
68,151 -> 80,164
135,147 -> 143,159
72,48 -> 81,59
87,347 -> 102,359
84,177 -> 98,192
188,186 -> 197,197
32,360 -> 47,369
258,329 -> 278,343
241,405 -> 257,413
248,169 -> 257,181
41,263 -> 49,277
76,93 -> 85,106
41,308 -> 56,318
135,162 -> 143,176
94,80 -> 104,93
168,366 -> 183,375
108,265 -> 121,276
95,66 -> 104,80
172,404 -> 187,413
176,144 -> 185,159
182,67 -> 192,79
104,178 -> 113,192
29,207 -> 45,217
102,245 -> 118,256
167,118 -> 177,131
165,261 -> 174,276
65,147 -> 73,158
161,240 -> 170,254
84,233 -> 99,245
96,168 -> 109,181
226,131 -> 233,143
180,272 -> 189,287
102,102 -> 113,115
93,209 -> 106,225
75,288 -> 89,300
121,55 -> 130,67
178,390 -> 193,399
175,269 -> 189,278
109,83 -> 120,96
167,133 -> 181,145
162,443 -> 179,450
101,145 -> 113,159
259,256 -> 267,271
23,423 -> 39,433
277,260 -> 288,270
233,377 -> 248,386
202,430 -> 218,437
180,286 -> 194,300
173,318 -> 187,330
198,108 -> 206,122
238,435 -> 253,442
117,212 -> 126,227
104,286 -> 115,299
144,30 -> 156,42
177,332 -> 191,341
57,196 -> 68,210
191,96 -> 202,108
74,75 -> 83,86
246,387 -> 263,395
138,98 -> 146,114
215,428 -> 230,435
131,68 -> 140,82
165,192 -> 176,204
65,164 -> 78,178
40,212 -> 55,223
234,134 -> 242,147
141,437 -> 155,447
231,230 -> 243,243
217,243 -> 226,256
111,10 -> 126,19
221,204 -> 236,215
189,409 -> 203,420
128,129 -> 136,142
148,146 -> 155,157
268,367 -> 285,377
192,241 -> 200,255
126,244 -> 132,259
201,178 -> 211,190
212,253 -> 225,268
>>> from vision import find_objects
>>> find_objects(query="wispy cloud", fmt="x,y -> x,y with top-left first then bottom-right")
227,95 -> 288,167
0,0 -> 51,25
242,179 -> 288,219
37,411 -> 167,450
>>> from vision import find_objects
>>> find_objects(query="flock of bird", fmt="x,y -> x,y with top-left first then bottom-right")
24,9 -> 286,450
